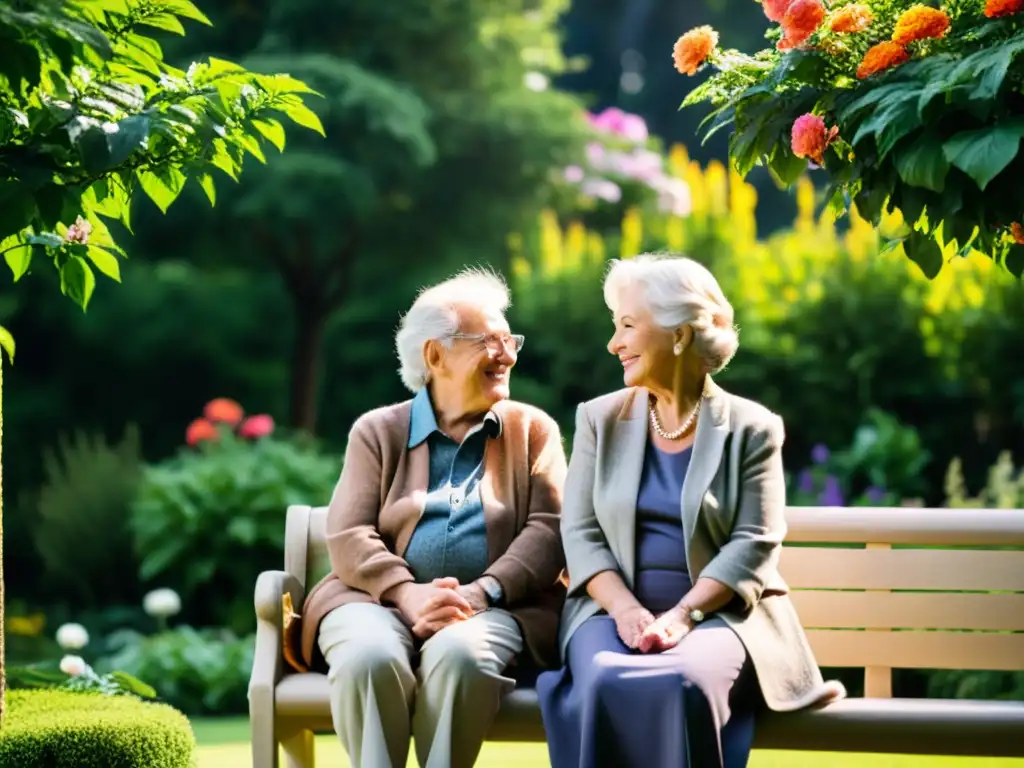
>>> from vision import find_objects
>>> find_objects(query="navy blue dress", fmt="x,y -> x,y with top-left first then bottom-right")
537,444 -> 759,768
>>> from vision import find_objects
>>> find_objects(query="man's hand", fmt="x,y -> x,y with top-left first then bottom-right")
384,578 -> 473,638
456,580 -> 489,614
636,605 -> 692,653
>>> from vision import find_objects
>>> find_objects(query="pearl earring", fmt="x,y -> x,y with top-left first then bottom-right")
673,342 -> 684,356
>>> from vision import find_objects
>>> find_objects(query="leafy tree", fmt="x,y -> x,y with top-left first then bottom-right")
139,0 -> 592,432
0,0 -> 320,721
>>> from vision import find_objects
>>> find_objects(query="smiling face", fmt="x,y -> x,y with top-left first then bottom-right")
435,304 -> 517,411
607,281 -> 683,389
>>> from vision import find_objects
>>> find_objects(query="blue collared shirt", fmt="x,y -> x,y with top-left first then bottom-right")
402,388 -> 500,585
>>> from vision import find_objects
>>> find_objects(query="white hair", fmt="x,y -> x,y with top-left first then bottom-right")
603,254 -> 739,374
395,267 -> 511,392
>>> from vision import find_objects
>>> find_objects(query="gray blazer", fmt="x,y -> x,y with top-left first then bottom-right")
559,381 -> 845,712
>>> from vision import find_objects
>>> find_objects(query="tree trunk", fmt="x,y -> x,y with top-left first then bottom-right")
289,308 -> 326,435
1,361 -> 6,723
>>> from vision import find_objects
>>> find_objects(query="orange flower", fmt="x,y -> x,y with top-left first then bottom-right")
763,0 -> 794,22
830,4 -> 873,33
856,41 -> 910,79
984,0 -> 1023,17
1012,222 -> 1024,245
778,0 -> 826,50
186,418 -> 219,446
204,397 -> 244,426
892,5 -> 950,44
673,26 -> 719,76
791,114 -> 839,164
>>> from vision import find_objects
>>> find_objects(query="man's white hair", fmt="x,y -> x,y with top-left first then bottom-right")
603,254 -> 739,374
395,267 -> 511,392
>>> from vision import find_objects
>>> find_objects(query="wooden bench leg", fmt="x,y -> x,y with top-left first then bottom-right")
281,729 -> 315,768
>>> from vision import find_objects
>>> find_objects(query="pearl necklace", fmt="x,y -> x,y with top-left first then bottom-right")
649,397 -> 702,440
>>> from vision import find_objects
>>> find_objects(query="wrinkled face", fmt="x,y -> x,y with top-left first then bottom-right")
606,282 -> 680,389
436,305 -> 518,410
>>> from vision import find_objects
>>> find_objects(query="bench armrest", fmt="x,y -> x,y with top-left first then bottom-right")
249,570 -> 304,696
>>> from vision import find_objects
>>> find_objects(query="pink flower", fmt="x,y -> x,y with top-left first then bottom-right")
239,414 -> 275,439
588,107 -> 649,143
585,141 -> 606,169
580,179 -> 623,203
791,113 -> 839,164
65,216 -> 92,244
564,165 -> 585,183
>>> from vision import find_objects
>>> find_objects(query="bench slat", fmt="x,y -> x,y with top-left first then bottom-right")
780,547 -> 1024,591
790,590 -> 1024,631
807,629 -> 1024,670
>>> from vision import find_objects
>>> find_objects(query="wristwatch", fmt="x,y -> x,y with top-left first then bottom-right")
479,576 -> 504,608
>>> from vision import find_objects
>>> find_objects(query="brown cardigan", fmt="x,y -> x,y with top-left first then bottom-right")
299,397 -> 569,670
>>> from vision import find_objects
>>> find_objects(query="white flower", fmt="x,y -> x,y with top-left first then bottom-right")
59,654 -> 87,677
143,588 -> 182,619
56,622 -> 89,650
524,72 -> 549,92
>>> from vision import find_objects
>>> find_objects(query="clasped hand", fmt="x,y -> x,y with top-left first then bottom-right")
611,603 -> 692,653
392,577 -> 488,638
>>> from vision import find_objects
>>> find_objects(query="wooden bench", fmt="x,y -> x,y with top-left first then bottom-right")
248,505 -> 1024,767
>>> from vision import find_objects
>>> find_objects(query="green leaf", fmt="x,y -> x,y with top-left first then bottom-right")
163,0 -> 213,25
4,242 -> 31,281
138,166 -> 187,213
196,173 -> 216,206
86,246 -> 122,282
895,138 -> 950,193
0,325 -> 15,364
906,230 -> 943,279
252,119 -> 286,152
279,101 -> 325,136
60,255 -> 96,309
109,671 -> 157,699
106,115 -> 151,167
767,144 -> 807,187
942,122 -> 1024,191
139,12 -> 186,35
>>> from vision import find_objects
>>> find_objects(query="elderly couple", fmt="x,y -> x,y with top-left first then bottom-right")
295,255 -> 845,768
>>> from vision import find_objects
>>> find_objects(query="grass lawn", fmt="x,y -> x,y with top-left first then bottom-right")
192,718 -> 1024,767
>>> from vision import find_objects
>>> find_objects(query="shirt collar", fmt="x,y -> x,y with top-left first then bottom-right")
408,387 -> 503,448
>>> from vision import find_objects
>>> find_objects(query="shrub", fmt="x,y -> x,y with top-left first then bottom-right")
0,689 -> 195,767
32,426 -> 144,609
95,626 -> 254,717
131,400 -> 340,632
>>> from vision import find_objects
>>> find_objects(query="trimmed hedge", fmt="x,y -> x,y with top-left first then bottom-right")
0,689 -> 196,767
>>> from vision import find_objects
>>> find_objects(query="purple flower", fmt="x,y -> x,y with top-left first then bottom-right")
818,475 -> 844,506
811,443 -> 830,465
797,469 -> 815,494
864,485 -> 886,504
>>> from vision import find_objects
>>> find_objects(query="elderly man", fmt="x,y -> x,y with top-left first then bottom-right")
298,268 -> 567,768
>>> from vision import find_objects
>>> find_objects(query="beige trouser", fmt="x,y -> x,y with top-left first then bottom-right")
318,602 -> 523,768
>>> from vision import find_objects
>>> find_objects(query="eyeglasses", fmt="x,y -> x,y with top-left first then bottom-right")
448,332 -> 525,354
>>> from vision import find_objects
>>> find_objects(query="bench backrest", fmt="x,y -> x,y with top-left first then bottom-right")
285,505 -> 1024,697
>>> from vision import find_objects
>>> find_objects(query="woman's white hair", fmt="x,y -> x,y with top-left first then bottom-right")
395,267 -> 511,392
603,254 -> 739,374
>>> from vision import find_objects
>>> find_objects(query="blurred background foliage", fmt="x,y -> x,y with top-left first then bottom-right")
4,0 -> 1023,716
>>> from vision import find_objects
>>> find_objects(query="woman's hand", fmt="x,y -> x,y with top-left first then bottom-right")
636,605 -> 692,653
610,603 -> 656,649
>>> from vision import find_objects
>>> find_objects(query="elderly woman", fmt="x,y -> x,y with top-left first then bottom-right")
537,255 -> 845,768
297,268 -> 567,768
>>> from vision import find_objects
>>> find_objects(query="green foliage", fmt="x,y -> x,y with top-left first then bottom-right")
0,688 -> 195,767
31,425 -> 143,608
95,626 -> 254,716
945,450 -> 1024,509
131,431 -> 340,633
8,662 -> 156,701
0,0 -> 323,358
678,3 -> 1024,275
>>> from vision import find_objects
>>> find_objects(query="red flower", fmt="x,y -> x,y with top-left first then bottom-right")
984,0 -> 1022,18
1011,222 -> 1024,245
239,414 -> 275,439
763,0 -> 794,22
204,398 -> 244,426
186,418 -> 219,446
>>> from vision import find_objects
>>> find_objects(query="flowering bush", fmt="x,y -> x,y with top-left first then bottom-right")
132,404 -> 339,633
555,107 -> 691,224
673,0 -> 1024,277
